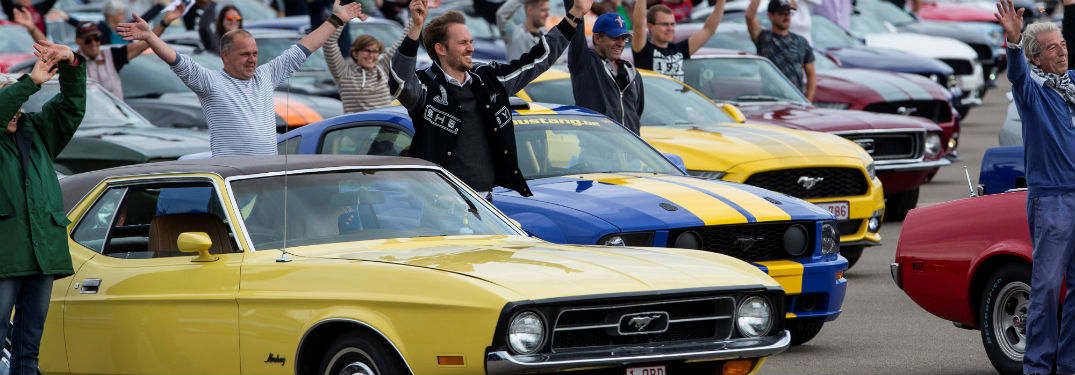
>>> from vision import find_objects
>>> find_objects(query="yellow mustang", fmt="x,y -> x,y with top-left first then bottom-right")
38,155 -> 789,375
515,68 -> 885,267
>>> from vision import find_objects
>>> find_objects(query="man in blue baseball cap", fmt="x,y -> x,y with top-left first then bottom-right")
567,11 -> 644,134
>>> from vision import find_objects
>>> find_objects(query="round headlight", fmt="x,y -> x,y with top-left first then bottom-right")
674,231 -> 702,249
924,133 -> 942,157
783,224 -> 809,257
736,296 -> 773,338
508,311 -> 545,354
821,222 -> 840,255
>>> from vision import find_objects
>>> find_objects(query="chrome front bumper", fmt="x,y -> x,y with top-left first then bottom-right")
485,330 -> 791,375
875,158 -> 952,172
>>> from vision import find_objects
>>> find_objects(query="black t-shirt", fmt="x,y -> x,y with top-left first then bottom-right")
633,39 -> 691,81
445,83 -> 495,192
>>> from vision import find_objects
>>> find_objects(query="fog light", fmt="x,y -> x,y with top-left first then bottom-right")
674,231 -> 702,249
722,358 -> 756,375
948,132 -> 959,151
867,217 -> 880,233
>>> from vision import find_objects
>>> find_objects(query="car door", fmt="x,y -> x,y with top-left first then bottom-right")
62,178 -> 243,374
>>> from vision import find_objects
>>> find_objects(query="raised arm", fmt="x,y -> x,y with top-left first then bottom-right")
745,0 -> 761,42
688,0 -> 723,54
496,0 -> 525,41
199,1 -> 221,54
128,4 -> 186,61
31,41 -> 85,158
13,7 -> 46,44
496,0 -> 590,93
299,0 -> 367,52
118,13 -> 178,64
631,0 -> 647,53
324,26 -> 351,84
389,0 -> 428,109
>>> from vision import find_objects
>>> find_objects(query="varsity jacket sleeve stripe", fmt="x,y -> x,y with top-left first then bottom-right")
493,19 -> 577,94
389,37 -> 426,111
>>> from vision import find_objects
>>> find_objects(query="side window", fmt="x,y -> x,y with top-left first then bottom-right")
72,188 -> 126,253
82,183 -> 238,259
319,125 -> 412,156
278,135 -> 302,155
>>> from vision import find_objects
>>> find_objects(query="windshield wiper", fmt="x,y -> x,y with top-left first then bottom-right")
735,94 -> 785,102
125,92 -> 165,99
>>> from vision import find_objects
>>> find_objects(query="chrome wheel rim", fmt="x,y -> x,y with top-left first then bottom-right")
340,361 -> 375,375
993,281 -> 1029,360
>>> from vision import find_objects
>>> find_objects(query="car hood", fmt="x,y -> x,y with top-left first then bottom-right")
0,53 -> 34,71
898,21 -> 998,46
826,46 -> 954,75
863,33 -> 977,60
641,123 -> 870,171
296,235 -> 780,299
62,126 -> 210,160
507,173 -> 827,232
733,102 -> 941,132
816,68 -> 947,102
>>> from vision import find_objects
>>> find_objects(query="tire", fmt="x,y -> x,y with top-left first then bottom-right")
786,318 -> 824,346
884,187 -> 920,222
318,333 -> 408,375
979,265 -> 1030,375
841,246 -> 863,270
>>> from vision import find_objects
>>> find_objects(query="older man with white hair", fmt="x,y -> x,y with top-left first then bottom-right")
997,1 -> 1075,374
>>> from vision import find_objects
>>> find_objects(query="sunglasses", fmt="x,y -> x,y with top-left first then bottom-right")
357,48 -> 382,54
81,35 -> 101,43
224,14 -> 241,21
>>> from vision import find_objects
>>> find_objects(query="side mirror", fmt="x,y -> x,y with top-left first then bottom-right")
720,103 -> 747,123
663,153 -> 688,174
177,232 -> 218,262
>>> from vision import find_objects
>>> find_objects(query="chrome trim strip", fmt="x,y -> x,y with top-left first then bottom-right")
552,296 -> 735,350
295,318 -> 415,375
873,158 -> 951,172
831,128 -> 927,135
553,315 -> 734,332
485,330 -> 791,375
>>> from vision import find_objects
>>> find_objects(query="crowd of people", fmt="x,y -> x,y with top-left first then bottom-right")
0,0 -> 1028,373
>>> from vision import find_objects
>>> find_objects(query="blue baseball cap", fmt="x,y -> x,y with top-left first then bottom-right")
592,13 -> 630,37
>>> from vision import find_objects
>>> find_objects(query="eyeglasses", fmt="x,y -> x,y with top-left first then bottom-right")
80,35 -> 101,43
650,22 -> 676,27
357,48 -> 382,54
224,14 -> 241,21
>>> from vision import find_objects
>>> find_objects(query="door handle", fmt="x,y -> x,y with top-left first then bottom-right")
80,279 -> 101,294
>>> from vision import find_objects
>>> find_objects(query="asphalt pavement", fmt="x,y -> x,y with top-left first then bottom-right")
759,77 -> 1013,375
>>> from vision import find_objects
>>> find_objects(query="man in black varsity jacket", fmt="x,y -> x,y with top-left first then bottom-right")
389,0 -> 591,198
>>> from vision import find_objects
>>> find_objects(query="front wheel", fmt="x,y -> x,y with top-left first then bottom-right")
841,246 -> 863,269
884,187 -> 920,222
979,265 -> 1030,375
319,333 -> 407,375
786,318 -> 824,345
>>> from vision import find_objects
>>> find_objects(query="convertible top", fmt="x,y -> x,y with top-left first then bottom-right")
61,155 -> 437,212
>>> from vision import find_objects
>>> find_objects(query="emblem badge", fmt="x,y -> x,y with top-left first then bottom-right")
797,176 -> 824,190
617,311 -> 670,335
896,106 -> 918,116
853,139 -> 875,154
433,86 -> 449,105
734,236 -> 765,252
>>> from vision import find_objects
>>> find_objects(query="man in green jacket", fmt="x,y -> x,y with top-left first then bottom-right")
0,40 -> 85,375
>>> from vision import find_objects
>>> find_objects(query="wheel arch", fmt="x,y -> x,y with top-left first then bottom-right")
969,253 -> 1031,328
295,319 -> 414,375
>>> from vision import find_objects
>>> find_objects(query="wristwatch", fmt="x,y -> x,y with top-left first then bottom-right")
565,11 -> 583,24
328,14 -> 344,27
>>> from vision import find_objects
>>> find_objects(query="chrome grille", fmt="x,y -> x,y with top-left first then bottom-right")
839,132 -> 923,160
552,297 -> 735,351
744,168 -> 868,199
667,221 -> 817,262
863,100 -> 953,124
940,59 -> 974,75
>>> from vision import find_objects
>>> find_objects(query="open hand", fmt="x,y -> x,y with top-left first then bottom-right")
13,7 -> 35,30
571,0 -> 594,19
33,40 -> 74,65
410,0 -> 427,26
333,0 -> 368,22
29,53 -> 60,84
116,13 -> 153,41
994,0 -> 1024,44
163,3 -> 186,25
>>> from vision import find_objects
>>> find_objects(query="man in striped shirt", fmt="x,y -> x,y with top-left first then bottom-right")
116,0 -> 366,157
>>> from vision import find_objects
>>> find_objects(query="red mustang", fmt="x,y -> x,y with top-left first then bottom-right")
893,190 -> 1030,375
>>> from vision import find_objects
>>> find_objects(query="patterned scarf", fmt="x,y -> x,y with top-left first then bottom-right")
1031,64 -> 1075,106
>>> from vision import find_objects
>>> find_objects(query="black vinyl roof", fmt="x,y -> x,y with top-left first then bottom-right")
61,155 -> 437,212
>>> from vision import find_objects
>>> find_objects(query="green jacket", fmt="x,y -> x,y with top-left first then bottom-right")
0,58 -> 87,279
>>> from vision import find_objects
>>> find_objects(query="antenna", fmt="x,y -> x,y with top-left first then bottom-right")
962,165 -> 977,198
277,58 -> 293,263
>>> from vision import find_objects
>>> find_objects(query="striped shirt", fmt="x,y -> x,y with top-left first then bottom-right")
169,44 -> 312,157
324,23 -> 411,113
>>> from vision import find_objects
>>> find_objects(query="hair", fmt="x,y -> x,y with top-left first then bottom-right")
349,35 -> 386,60
220,29 -> 253,55
524,0 -> 549,9
101,0 -> 126,18
215,5 -> 244,38
422,10 -> 467,63
647,4 -> 673,24
1022,21 -> 1060,61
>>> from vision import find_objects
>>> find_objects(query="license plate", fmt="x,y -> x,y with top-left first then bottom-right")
626,366 -> 666,375
816,201 -> 850,220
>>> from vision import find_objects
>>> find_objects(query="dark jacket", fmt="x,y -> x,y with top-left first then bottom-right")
389,19 -> 578,197
567,24 -> 644,134
0,57 -> 87,279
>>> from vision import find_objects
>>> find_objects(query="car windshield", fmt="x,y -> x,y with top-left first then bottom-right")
809,15 -> 865,49
855,0 -> 917,25
224,0 -> 278,23
121,53 -> 225,98
347,21 -> 403,46
257,37 -> 329,73
849,10 -> 895,35
703,29 -> 758,53
683,57 -> 808,103
21,83 -> 151,128
0,26 -> 34,53
813,51 -> 839,70
513,114 -> 682,179
230,169 -> 517,249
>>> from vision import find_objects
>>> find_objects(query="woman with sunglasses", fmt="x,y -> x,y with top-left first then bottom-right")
199,2 -> 244,55
323,19 -> 413,112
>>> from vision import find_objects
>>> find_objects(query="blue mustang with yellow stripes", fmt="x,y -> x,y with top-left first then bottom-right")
277,101 -> 848,345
